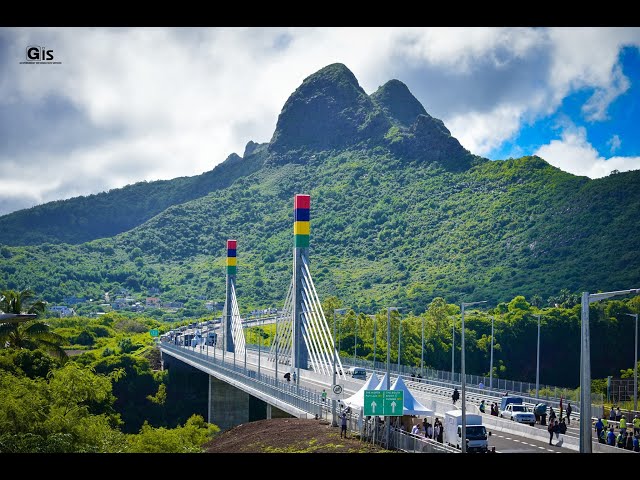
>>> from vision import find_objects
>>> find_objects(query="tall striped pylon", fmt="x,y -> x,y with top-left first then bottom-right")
223,239 -> 236,353
292,194 -> 310,375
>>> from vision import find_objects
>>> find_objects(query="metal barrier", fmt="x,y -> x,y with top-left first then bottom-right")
161,343 -> 323,418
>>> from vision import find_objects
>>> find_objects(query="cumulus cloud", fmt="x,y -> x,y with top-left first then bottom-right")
535,123 -> 640,178
1,27 -> 640,216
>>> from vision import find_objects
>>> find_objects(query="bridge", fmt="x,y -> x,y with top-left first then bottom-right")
158,194 -> 633,454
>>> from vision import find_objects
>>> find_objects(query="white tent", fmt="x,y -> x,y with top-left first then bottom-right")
372,374 -> 434,416
343,372 -> 380,409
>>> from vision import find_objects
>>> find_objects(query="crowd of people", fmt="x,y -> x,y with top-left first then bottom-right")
595,408 -> 640,451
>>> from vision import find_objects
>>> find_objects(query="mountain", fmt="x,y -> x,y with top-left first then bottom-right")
0,142 -> 269,246
1,63 -> 640,316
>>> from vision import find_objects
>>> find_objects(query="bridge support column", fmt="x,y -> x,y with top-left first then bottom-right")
208,374 -> 249,431
266,403 -> 272,420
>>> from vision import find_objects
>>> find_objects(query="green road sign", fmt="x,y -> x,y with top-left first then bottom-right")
384,390 -> 404,416
364,390 -> 383,416
363,390 -> 404,416
150,329 -> 159,337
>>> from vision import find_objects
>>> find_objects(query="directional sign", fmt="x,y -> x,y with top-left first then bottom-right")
364,390 -> 403,416
149,329 -> 159,337
384,390 -> 404,416
364,390 -> 383,416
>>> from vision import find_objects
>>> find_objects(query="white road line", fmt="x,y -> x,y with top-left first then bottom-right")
538,446 -> 545,449
513,439 -> 520,442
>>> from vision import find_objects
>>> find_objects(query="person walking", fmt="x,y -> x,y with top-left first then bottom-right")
340,411 -> 348,439
479,400 -> 486,414
595,418 -> 604,440
549,406 -> 556,423
620,415 -> 627,434
557,418 -> 567,446
548,419 -> 555,445
321,389 -> 327,403
607,427 -> 616,446
452,388 -> 460,405
610,407 -> 616,422
633,415 -> 640,435
616,406 -> 622,422
566,402 -> 572,425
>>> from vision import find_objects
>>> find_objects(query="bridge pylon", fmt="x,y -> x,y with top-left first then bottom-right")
268,195 -> 345,382
222,239 -> 245,361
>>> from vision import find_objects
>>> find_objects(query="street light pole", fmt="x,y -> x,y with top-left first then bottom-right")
332,308 -> 346,428
354,314 -> 358,365
580,288 -> 640,453
421,314 -> 424,375
373,315 -> 377,370
625,313 -> 638,411
398,316 -> 402,372
489,316 -> 494,390
536,314 -> 541,399
461,300 -> 487,454
386,306 -> 398,449
451,316 -> 455,382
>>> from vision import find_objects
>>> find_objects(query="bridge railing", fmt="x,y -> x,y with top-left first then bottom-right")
161,343 -> 324,418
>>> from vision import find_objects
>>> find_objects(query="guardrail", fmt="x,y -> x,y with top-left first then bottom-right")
161,343 -> 324,418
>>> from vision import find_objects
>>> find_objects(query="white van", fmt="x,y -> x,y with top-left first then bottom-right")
347,367 -> 367,380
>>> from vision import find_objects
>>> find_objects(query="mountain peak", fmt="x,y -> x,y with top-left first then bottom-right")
269,63 -> 388,155
371,79 -> 427,128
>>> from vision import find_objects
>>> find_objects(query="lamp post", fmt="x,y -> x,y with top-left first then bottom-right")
354,314 -> 358,365
258,317 -> 261,378
451,316 -> 455,382
461,300 -> 487,453
398,316 -> 402,372
386,306 -> 400,448
489,316 -> 494,390
624,313 -> 638,411
275,311 -> 278,382
421,314 -> 424,375
580,288 -> 640,453
536,314 -> 541,399
367,314 -> 377,372
332,308 -> 346,427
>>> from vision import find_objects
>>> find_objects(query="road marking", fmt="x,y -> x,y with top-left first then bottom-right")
513,439 -> 520,442
538,446 -> 546,449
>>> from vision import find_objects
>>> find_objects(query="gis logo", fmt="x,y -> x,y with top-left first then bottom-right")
26,45 -> 54,61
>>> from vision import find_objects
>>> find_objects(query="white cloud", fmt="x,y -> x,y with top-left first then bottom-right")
1,27 -> 640,215
607,134 -> 622,154
534,124 -> 640,178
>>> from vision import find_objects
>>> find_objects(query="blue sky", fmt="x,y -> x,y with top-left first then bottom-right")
1,27 -> 639,216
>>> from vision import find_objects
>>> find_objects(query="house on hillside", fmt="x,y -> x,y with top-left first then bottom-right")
50,305 -> 76,317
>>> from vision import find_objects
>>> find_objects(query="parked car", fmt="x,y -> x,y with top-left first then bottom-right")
500,403 -> 536,426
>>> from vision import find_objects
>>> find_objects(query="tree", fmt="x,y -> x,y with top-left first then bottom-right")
0,289 -> 47,315
0,320 -> 67,361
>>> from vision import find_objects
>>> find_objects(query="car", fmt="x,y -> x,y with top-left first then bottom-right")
346,367 -> 367,380
500,403 -> 536,426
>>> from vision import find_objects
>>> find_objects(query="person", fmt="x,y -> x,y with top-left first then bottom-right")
634,434 -> 640,452
625,431 -> 634,450
598,427 -> 606,444
617,430 -> 626,448
417,373 -> 422,382
478,381 -> 484,389
557,418 -> 567,446
548,419 -> 555,445
566,402 -> 572,425
321,389 -> 327,403
633,414 -> 640,435
610,407 -> 616,422
595,418 -> 604,440
426,422 -> 433,439
340,411 -> 348,438
616,406 -> 622,422
411,423 -> 420,435
284,372 -> 291,382
292,371 -> 297,382
619,414 -> 627,434
479,400 -> 486,414
607,427 -> 616,446
452,388 -> 460,405
549,406 -> 556,423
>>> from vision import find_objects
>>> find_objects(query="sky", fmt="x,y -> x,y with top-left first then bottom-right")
1,27 -> 640,216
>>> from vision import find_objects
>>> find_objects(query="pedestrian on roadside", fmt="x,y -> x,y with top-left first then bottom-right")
321,389 -> 327,403
566,402 -> 572,425
558,418 -> 567,446
610,407 -> 616,422
617,430 -> 626,448
340,411 -> 348,439
620,415 -> 627,434
452,388 -> 460,405
607,427 -> 616,446
633,434 -> 639,452
426,422 -> 433,439
595,418 -> 604,440
634,414 -> 640,435
479,400 -> 486,414
616,406 -> 622,422
549,406 -> 556,423
625,431 -> 634,450
411,423 -> 420,435
548,420 -> 555,445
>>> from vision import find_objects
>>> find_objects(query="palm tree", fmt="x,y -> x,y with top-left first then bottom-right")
0,289 -> 67,360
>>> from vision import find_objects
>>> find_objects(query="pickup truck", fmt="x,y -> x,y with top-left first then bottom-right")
500,403 -> 536,426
